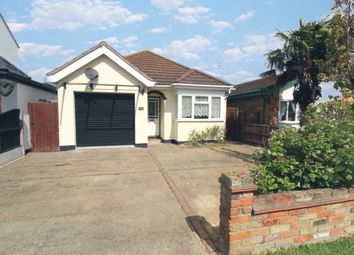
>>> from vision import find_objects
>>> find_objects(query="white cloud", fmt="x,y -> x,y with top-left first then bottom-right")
265,1 -> 275,5
10,0 -> 147,31
223,70 -> 255,84
88,36 -> 139,52
7,22 -> 29,33
174,6 -> 210,24
27,67 -> 52,82
151,0 -> 184,11
235,11 -> 255,22
122,36 -> 138,48
152,35 -> 212,60
223,33 -> 282,63
149,26 -> 167,33
209,20 -> 232,32
19,42 -> 74,59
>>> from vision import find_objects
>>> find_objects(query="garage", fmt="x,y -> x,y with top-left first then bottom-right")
75,92 -> 135,147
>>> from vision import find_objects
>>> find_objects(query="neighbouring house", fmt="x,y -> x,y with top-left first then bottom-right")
0,12 -> 19,113
0,57 -> 57,164
226,75 -> 300,144
0,12 -> 57,165
47,41 -> 232,150
228,75 -> 300,128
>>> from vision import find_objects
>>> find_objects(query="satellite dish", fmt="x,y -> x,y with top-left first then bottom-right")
84,68 -> 99,80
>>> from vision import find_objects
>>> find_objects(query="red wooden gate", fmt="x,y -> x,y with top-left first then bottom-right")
29,102 -> 59,152
226,107 -> 238,141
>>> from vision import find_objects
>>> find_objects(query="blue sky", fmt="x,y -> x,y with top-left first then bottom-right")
1,0 -> 339,99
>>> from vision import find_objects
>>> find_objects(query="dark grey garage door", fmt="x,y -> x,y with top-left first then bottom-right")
75,92 -> 135,147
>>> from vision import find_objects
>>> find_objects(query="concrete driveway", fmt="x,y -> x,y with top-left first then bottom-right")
0,143 -> 258,255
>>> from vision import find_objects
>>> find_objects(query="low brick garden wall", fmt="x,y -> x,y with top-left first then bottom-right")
219,173 -> 354,255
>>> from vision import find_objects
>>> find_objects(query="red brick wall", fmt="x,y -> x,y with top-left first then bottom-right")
219,173 -> 354,254
228,95 -> 279,125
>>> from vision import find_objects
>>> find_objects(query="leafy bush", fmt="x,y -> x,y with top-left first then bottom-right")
188,125 -> 224,145
251,101 -> 354,194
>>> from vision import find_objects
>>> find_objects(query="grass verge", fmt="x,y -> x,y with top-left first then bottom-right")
252,236 -> 354,255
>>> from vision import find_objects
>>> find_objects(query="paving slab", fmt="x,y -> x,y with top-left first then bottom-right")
0,148 -> 207,255
150,143 -> 258,227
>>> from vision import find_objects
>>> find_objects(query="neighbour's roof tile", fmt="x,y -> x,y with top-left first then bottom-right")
230,75 -> 278,96
125,50 -> 231,86
0,56 -> 29,78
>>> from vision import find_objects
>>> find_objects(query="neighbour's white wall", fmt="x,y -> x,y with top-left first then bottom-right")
1,82 -> 56,151
0,15 -> 18,64
1,84 -> 18,112
279,83 -> 300,127
57,55 -> 148,147
279,83 -> 295,101
16,84 -> 56,150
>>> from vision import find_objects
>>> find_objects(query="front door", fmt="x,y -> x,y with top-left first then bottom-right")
148,97 -> 159,137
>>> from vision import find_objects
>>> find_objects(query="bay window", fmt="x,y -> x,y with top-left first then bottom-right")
180,95 -> 222,120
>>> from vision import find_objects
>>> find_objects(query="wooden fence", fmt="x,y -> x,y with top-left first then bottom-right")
243,124 -> 271,145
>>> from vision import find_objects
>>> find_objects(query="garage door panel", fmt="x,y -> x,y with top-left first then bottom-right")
75,93 -> 135,147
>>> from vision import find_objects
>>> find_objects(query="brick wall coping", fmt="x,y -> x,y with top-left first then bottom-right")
253,196 -> 354,215
253,187 -> 354,215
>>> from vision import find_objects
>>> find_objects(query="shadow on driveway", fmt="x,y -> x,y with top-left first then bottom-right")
209,147 -> 256,164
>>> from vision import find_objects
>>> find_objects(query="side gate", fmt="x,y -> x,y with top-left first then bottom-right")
29,102 -> 59,152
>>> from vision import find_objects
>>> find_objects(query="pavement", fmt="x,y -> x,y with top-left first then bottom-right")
0,143 -> 258,255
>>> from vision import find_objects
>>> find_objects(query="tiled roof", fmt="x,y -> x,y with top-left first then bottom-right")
0,56 -> 29,78
47,42 -> 231,86
125,50 -> 231,86
230,75 -> 278,96
0,56 -> 57,93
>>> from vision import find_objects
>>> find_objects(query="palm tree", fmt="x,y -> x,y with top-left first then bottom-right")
263,20 -> 328,113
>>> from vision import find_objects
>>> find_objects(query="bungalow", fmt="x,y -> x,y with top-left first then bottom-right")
47,41 -> 232,150
228,75 -> 300,128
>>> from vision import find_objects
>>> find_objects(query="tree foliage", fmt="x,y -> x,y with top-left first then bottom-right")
263,0 -> 353,112
251,101 -> 354,194
318,0 -> 354,96
264,20 -> 326,113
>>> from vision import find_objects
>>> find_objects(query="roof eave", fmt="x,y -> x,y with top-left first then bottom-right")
228,86 -> 276,100
172,83 -> 232,90
47,43 -> 156,87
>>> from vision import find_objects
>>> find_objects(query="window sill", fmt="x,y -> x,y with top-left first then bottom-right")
176,119 -> 224,122
279,121 -> 300,125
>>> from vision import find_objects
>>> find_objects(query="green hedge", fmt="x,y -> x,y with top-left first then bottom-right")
251,101 -> 354,194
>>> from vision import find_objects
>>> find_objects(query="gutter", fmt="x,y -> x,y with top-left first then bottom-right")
228,85 -> 276,100
0,72 -> 57,93
171,83 -> 233,90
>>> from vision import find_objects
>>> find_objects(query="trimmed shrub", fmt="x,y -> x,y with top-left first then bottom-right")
251,101 -> 354,194
188,125 -> 225,145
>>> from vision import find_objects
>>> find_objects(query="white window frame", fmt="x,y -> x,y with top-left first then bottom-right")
178,94 -> 224,121
279,100 -> 300,123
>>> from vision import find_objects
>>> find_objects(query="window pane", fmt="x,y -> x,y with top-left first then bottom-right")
211,97 -> 221,118
194,104 -> 209,119
288,101 -> 296,121
182,96 -> 192,118
195,96 -> 208,102
148,100 -> 158,118
280,101 -> 287,121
